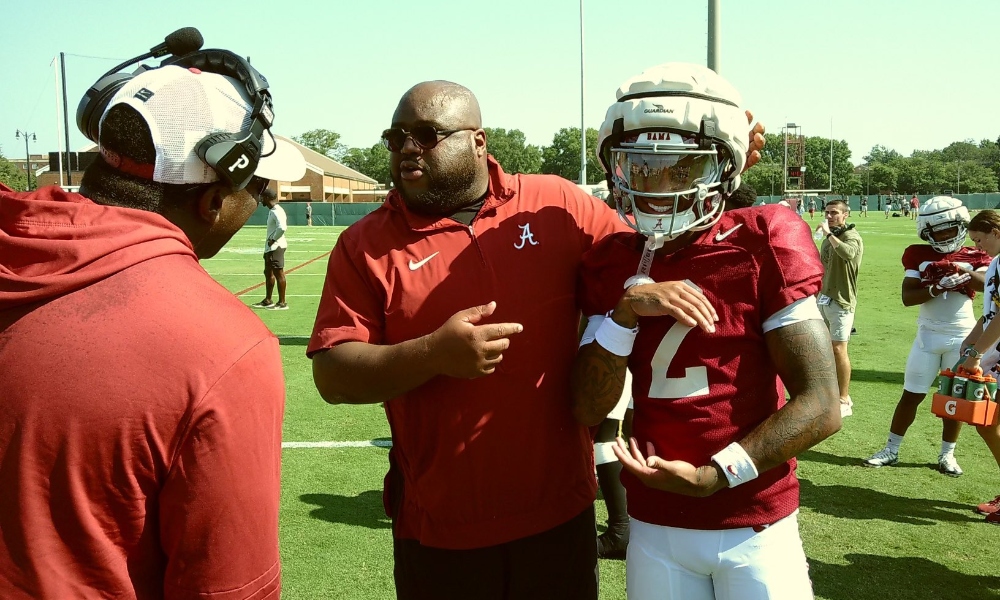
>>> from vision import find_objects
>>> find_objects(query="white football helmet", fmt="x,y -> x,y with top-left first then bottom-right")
597,63 -> 750,241
918,196 -> 970,253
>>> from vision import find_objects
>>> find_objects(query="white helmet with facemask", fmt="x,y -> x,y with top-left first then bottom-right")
918,196 -> 970,253
597,63 -> 750,244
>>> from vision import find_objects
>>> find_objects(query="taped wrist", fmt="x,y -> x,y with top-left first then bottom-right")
595,318 -> 638,357
711,442 -> 759,488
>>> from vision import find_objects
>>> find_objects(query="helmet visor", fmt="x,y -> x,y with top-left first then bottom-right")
929,224 -> 960,243
616,151 -> 717,197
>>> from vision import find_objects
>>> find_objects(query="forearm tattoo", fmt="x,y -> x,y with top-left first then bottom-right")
742,320 -> 841,473
572,343 -> 629,424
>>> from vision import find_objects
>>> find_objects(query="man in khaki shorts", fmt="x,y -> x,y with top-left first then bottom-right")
816,199 -> 864,417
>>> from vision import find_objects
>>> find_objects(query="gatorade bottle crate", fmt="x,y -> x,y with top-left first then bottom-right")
931,393 -> 999,426
932,367 -> 998,426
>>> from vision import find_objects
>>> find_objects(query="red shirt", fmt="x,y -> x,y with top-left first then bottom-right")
0,187 -> 284,599
578,205 -> 823,529
308,158 -> 625,549
902,245 -> 991,278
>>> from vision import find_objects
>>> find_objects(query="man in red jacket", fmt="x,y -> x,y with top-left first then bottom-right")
0,41 -> 304,598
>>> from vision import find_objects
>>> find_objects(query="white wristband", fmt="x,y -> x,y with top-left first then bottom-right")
594,318 -> 639,357
711,442 -> 759,488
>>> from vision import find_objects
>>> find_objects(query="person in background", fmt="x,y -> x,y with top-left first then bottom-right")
860,196 -> 868,217
252,189 -> 290,310
911,194 -> 920,220
0,45 -> 305,597
306,200 -> 313,226
958,210 -> 1000,523
816,200 -> 864,417
863,196 -> 988,476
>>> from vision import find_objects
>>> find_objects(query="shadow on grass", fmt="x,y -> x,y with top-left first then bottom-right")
300,490 -> 390,529
801,449 -> 929,470
850,368 -> 905,385
811,554 -> 1000,600
799,478 -> 979,525
277,335 -> 309,346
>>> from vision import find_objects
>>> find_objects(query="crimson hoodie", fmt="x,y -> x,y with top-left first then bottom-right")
0,186 -> 284,599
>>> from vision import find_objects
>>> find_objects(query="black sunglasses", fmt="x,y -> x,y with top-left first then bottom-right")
381,126 -> 476,152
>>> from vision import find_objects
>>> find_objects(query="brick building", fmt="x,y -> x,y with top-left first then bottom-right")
32,136 -> 387,203
279,137 -> 384,202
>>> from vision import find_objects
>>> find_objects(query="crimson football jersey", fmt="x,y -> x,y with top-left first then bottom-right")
578,204 -> 823,529
901,245 -> 991,284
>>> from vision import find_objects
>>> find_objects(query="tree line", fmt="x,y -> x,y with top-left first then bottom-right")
292,127 -> 607,187
294,127 -> 1000,197
3,129 -> 997,196
739,134 -> 1000,198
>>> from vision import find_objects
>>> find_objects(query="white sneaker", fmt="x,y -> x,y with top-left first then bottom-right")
938,454 -> 963,477
863,447 -> 899,468
840,396 -> 853,418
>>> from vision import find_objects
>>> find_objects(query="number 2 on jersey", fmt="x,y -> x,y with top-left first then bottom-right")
648,321 -> 709,398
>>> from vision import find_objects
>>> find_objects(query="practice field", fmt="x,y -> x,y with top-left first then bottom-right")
204,214 -> 1000,600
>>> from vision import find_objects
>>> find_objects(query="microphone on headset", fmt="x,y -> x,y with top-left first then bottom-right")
150,27 -> 204,58
78,27 -> 207,142
93,27 -> 204,81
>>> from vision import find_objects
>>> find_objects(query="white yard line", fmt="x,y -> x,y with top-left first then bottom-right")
282,440 -> 392,449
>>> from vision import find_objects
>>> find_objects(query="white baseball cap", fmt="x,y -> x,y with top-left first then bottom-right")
98,65 -> 306,185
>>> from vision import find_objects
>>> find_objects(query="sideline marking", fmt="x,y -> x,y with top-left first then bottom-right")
282,440 -> 392,449
234,250 -> 332,297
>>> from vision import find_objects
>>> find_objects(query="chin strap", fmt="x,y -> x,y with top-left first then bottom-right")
623,233 -> 664,289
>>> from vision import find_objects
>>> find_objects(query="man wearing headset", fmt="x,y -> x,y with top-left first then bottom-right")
0,40 -> 304,598
571,63 -> 841,600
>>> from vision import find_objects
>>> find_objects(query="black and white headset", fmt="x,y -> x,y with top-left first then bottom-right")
75,27 -> 275,190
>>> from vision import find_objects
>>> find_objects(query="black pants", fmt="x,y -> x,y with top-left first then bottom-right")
393,505 -> 598,600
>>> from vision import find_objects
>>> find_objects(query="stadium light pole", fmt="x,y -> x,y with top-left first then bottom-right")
957,163 -> 961,195
15,130 -> 37,191
579,0 -> 587,185
60,52 -> 72,186
707,0 -> 720,72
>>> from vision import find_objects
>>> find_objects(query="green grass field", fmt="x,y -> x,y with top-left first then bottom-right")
204,214 -> 1000,600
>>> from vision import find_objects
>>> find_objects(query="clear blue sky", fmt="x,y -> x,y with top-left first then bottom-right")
3,0 -> 998,167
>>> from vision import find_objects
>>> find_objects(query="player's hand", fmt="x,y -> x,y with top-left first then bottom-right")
817,219 -> 831,236
612,437 -> 725,497
742,110 -> 765,172
938,273 -> 971,290
429,301 -> 523,378
616,281 -> 718,333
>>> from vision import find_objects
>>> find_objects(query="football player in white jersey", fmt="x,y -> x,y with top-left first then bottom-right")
863,196 -> 989,475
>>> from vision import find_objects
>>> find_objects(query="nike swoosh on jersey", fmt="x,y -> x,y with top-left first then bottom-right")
714,224 -> 743,242
408,252 -> 440,271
